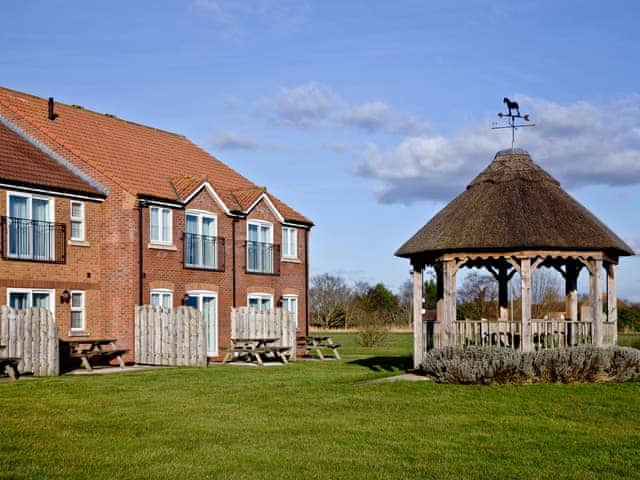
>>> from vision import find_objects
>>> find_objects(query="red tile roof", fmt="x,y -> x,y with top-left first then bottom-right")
0,122 -> 102,196
0,87 -> 311,224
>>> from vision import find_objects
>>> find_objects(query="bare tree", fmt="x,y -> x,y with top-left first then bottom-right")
457,271 -> 498,319
531,268 -> 563,318
309,273 -> 354,328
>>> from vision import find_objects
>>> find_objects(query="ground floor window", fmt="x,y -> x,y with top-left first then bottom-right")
7,288 -> 55,315
281,295 -> 298,327
150,289 -> 173,308
70,291 -> 85,331
247,293 -> 273,311
185,291 -> 218,356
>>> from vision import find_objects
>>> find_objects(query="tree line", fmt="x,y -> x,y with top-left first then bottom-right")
309,271 -> 640,330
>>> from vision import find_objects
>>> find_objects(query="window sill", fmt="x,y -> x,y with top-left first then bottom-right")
68,330 -> 90,337
69,240 -> 90,247
281,257 -> 301,264
148,243 -> 177,251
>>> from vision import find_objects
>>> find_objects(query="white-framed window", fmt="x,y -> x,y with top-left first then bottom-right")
247,220 -> 274,273
70,291 -> 85,330
185,210 -> 217,269
7,288 -> 55,316
70,201 -> 85,241
150,289 -> 173,308
282,295 -> 298,327
150,206 -> 172,244
6,191 -> 55,260
247,293 -> 274,311
282,227 -> 298,259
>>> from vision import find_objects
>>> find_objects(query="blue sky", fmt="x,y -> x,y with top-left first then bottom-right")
2,0 -> 640,299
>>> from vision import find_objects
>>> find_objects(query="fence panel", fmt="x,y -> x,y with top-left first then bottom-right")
0,306 -> 58,376
231,307 -> 296,359
135,305 -> 206,367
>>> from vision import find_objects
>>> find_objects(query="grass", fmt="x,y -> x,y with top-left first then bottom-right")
0,333 -> 639,479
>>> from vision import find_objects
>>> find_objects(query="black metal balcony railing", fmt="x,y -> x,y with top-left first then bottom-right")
183,232 -> 225,271
245,241 -> 280,275
0,216 -> 66,264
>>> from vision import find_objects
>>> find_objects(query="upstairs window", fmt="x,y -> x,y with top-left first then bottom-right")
70,201 -> 85,241
247,221 -> 274,273
282,227 -> 297,259
7,192 -> 55,261
150,206 -> 172,244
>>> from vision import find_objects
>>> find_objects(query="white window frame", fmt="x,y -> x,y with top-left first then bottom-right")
70,200 -> 85,241
247,293 -> 274,311
150,288 -> 173,308
70,290 -> 85,331
186,290 -> 218,356
150,206 -> 173,245
282,226 -> 298,259
6,191 -> 55,260
6,288 -> 56,316
247,220 -> 274,273
247,220 -> 273,243
185,210 -> 218,268
281,294 -> 298,327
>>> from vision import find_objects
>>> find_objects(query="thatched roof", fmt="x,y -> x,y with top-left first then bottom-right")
396,149 -> 634,259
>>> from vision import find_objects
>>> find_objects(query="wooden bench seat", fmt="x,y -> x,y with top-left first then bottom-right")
0,357 -> 20,380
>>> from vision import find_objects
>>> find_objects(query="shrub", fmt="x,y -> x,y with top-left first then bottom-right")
357,321 -> 389,347
421,346 -> 640,385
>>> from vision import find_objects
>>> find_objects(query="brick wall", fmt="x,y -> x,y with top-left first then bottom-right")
1,184 -> 309,362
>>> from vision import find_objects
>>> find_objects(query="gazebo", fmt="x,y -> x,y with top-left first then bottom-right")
396,148 -> 634,368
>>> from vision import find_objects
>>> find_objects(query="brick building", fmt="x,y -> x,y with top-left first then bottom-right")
0,87 -> 312,361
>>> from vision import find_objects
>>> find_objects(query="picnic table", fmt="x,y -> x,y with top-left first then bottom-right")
0,345 -> 20,380
223,337 -> 291,366
63,339 -> 128,371
300,335 -> 342,360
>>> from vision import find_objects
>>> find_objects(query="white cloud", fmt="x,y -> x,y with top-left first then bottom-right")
194,0 -> 311,39
339,101 -> 429,134
211,131 -> 278,150
258,83 -> 429,134
258,82 -> 340,129
356,95 -> 640,203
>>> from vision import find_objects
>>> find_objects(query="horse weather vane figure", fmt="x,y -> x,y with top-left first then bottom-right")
491,97 -> 535,148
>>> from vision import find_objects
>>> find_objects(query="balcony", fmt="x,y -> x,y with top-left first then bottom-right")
183,232 -> 225,271
1,216 -> 66,264
245,241 -> 280,275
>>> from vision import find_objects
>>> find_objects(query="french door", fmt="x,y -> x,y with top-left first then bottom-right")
185,291 -> 218,356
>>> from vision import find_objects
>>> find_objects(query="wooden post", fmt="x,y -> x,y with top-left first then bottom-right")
436,263 -> 444,347
498,266 -> 509,321
520,257 -> 533,351
442,259 -> 457,347
590,259 -> 603,347
565,261 -> 579,322
607,263 -> 617,346
411,267 -> 423,369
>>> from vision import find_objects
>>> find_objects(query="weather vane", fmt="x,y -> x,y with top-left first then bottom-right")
491,97 -> 535,148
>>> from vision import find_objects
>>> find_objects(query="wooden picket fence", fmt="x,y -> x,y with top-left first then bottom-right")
231,307 -> 296,359
0,306 -> 59,376
134,305 -> 207,367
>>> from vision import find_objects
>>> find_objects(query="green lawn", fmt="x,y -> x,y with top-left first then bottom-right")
1,333 -> 639,479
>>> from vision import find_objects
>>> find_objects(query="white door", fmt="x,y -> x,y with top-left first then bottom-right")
186,292 -> 218,356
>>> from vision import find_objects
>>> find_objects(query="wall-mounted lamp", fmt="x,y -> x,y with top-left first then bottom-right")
60,290 -> 71,304
182,294 -> 190,306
